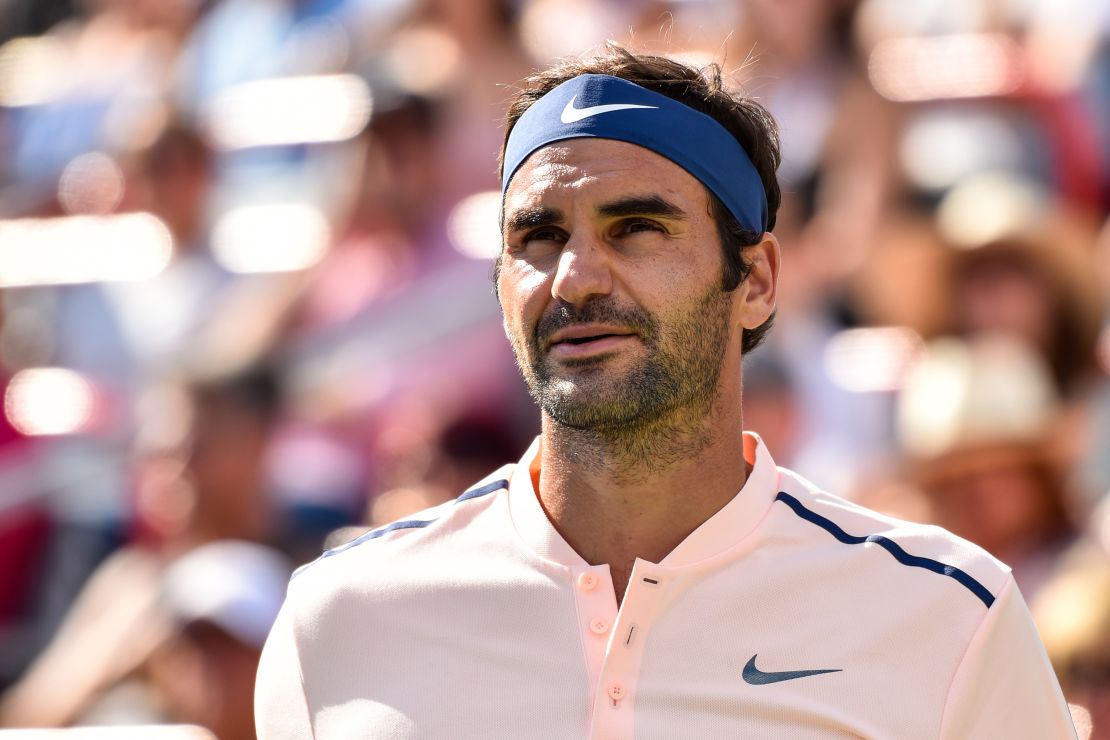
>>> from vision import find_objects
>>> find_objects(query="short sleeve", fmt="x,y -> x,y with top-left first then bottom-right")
255,599 -> 314,740
939,575 -> 1077,739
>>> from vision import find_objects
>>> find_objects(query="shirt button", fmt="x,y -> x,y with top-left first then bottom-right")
589,618 -> 609,635
607,682 -> 625,702
578,572 -> 599,591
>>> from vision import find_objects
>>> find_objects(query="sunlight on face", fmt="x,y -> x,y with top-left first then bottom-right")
498,139 -> 736,431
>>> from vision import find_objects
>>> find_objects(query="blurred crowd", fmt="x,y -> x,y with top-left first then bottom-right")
0,0 -> 1109,737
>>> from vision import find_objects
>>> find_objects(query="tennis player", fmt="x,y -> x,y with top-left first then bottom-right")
255,48 -> 1076,739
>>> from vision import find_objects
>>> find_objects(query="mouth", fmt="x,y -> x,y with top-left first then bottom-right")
545,326 -> 638,359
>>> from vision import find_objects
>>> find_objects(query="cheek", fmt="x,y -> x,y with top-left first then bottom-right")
498,263 -> 552,329
627,258 -> 716,314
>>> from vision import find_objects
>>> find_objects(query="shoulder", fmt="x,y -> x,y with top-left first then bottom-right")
772,466 -> 1011,609
288,464 -> 516,593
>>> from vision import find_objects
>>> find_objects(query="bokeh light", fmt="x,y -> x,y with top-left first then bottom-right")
58,152 -> 126,215
936,172 -> 1045,248
824,326 -> 925,393
4,367 -> 96,436
203,74 -> 372,150
868,33 -> 1023,103
0,214 -> 174,287
0,36 -> 68,107
447,191 -> 503,260
383,28 -> 462,95
898,111 -> 1024,192
212,203 -> 331,273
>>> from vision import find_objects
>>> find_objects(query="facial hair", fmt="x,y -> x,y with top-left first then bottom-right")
507,281 -> 734,478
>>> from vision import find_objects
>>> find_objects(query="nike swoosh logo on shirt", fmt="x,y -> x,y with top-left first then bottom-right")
559,95 -> 659,124
742,654 -> 842,685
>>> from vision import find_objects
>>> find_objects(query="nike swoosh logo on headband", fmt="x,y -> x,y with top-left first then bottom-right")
560,95 -> 659,124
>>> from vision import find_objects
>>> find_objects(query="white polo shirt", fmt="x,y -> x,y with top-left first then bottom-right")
255,433 -> 1076,739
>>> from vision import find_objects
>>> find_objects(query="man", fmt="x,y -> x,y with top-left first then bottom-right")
255,48 -> 1076,738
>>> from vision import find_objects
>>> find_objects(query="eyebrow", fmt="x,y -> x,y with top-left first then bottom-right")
596,194 -> 687,220
503,194 -> 686,236
504,205 -> 563,236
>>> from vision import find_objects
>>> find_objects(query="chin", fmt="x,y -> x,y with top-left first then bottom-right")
537,382 -> 645,429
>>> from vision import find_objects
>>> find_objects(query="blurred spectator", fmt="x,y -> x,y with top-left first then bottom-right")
64,120 -> 233,381
148,540 -> 291,740
932,182 -> 1107,512
937,189 -> 1104,399
0,0 -> 77,43
368,410 -> 522,526
1,0 -> 203,205
897,335 -> 1083,600
171,365 -> 283,548
1036,539 -> 1110,740
0,299 -> 51,684
735,0 -> 898,281
387,0 -> 533,203
0,539 -> 289,737
317,408 -> 525,552
0,117 -> 242,692
0,366 -> 284,729
174,0 -> 408,113
949,234 -> 1099,390
284,82 -> 443,333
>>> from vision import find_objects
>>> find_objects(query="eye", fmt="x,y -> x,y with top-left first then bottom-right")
505,226 -> 566,258
615,218 -> 665,237
522,227 -> 566,245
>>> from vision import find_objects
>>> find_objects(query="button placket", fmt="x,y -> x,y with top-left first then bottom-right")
574,565 -> 617,725
588,560 -> 672,739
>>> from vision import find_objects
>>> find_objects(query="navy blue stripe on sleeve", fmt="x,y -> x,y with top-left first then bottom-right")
774,491 -> 995,608
457,478 -> 511,502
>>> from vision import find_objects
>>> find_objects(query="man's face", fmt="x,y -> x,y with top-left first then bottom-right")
497,138 -> 743,431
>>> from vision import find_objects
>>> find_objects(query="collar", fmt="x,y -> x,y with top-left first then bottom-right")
507,431 -> 781,569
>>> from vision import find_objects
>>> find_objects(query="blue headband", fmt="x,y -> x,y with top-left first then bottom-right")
502,74 -> 768,234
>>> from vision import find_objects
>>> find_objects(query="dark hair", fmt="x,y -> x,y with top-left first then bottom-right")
497,45 -> 781,354
141,121 -> 213,177
189,364 -> 282,422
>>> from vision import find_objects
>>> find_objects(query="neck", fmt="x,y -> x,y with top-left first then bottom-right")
536,385 -> 747,600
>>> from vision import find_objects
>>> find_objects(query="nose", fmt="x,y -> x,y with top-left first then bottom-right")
551,231 -> 613,306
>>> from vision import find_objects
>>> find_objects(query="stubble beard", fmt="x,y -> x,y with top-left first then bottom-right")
508,284 -> 734,481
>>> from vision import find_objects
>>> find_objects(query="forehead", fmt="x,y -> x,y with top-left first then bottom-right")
502,138 -> 707,213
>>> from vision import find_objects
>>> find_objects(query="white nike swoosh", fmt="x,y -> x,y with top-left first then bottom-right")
560,95 -> 659,124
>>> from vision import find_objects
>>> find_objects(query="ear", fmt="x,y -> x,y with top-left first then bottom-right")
734,232 -> 780,330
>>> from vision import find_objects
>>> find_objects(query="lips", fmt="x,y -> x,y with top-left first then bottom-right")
544,325 -> 637,358
547,325 -> 633,347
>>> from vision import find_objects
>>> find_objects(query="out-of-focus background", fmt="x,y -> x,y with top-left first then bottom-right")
0,0 -> 1108,736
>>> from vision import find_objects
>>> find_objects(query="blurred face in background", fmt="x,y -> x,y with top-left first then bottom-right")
184,392 -> 275,543
138,126 -> 214,249
150,621 -> 261,740
955,254 -> 1054,356
356,103 -> 439,233
919,448 -> 1068,558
